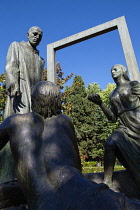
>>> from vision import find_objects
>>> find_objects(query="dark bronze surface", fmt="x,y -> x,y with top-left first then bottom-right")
0,81 -> 140,209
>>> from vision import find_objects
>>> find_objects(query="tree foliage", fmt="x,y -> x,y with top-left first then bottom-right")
64,76 -> 118,161
43,62 -> 74,89
0,73 -> 6,122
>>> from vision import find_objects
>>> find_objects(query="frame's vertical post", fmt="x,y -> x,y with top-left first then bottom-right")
117,17 -> 140,81
47,44 -> 56,84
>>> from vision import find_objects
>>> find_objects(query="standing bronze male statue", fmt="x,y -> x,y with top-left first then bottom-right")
4,26 -> 44,119
0,81 -> 140,209
0,26 -> 44,183
88,64 -> 140,190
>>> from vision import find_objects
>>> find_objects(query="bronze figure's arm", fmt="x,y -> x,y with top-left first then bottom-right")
88,94 -> 116,122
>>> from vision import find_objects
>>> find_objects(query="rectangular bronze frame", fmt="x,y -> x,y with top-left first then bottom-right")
47,16 -> 139,83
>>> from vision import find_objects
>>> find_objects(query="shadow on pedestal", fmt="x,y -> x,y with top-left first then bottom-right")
85,169 -> 140,201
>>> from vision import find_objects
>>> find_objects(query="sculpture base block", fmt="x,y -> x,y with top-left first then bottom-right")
84,170 -> 140,201
1,170 -> 140,209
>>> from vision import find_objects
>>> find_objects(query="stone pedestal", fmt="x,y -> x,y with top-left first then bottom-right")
85,170 -> 140,201
1,170 -> 140,209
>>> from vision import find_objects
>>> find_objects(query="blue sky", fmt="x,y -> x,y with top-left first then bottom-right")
0,0 -> 140,89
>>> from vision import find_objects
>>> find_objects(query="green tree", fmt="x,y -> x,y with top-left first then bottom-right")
64,76 -> 99,159
0,73 -> 6,123
43,62 -> 74,90
64,75 -> 86,126
86,82 -> 102,95
80,83 -> 104,161
64,79 -> 118,161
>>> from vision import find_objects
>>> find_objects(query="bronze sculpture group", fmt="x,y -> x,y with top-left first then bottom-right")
1,27 -> 140,209
1,81 -> 140,209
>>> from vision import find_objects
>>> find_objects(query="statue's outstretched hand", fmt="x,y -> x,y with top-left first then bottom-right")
88,94 -> 102,106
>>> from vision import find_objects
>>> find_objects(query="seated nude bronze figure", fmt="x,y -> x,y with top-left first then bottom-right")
0,80 -> 140,209
88,64 -> 140,190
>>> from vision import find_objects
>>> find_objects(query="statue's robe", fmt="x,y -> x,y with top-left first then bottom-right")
4,41 -> 44,118
109,81 -> 140,188
0,41 -> 44,183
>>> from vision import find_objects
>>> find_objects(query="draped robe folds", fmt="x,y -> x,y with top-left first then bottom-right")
109,80 -> 140,187
4,41 -> 45,118
0,41 -> 44,183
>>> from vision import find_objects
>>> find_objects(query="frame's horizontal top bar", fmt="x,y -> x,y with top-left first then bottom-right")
47,16 -> 124,51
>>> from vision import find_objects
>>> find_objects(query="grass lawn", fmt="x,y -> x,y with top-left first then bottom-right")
82,165 -> 125,173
